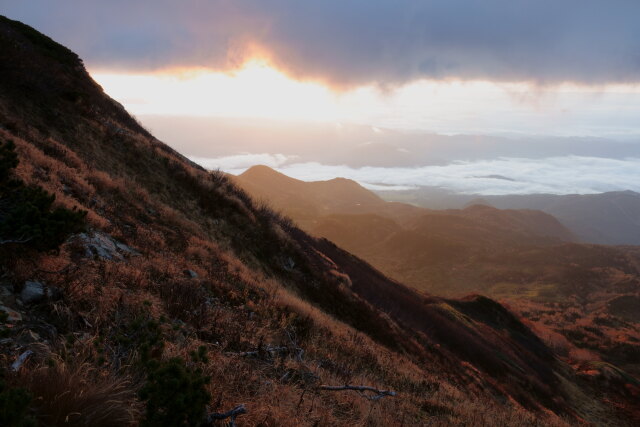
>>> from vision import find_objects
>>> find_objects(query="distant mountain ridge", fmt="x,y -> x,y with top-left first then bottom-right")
235,165 -> 386,225
377,187 -> 640,245
234,165 -> 578,244
233,165 -> 575,243
485,191 -> 640,245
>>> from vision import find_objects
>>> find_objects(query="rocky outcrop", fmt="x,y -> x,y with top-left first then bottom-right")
73,231 -> 140,261
183,269 -> 199,279
20,281 -> 45,304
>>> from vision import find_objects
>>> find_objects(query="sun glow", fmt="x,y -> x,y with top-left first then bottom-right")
92,61 -> 342,121
91,61 -> 640,137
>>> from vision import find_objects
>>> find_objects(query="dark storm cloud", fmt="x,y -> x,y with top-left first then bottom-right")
3,0 -> 640,85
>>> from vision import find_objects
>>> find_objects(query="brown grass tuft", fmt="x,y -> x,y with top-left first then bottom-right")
17,360 -> 140,426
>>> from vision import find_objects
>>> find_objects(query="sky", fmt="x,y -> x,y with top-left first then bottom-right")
3,1 -> 640,195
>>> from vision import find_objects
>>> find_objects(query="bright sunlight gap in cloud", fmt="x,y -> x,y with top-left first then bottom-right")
92,62 -> 640,139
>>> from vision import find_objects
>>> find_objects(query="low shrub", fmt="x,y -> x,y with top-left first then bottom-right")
0,374 -> 36,427
114,315 -> 164,365
139,357 -> 211,427
0,138 -> 86,252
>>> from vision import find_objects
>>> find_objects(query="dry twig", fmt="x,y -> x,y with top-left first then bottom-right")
319,384 -> 396,401
11,350 -> 34,371
203,404 -> 247,427
227,344 -> 303,360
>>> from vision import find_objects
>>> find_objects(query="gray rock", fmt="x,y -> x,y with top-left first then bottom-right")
184,269 -> 198,279
115,241 -> 140,256
81,232 -> 122,260
0,305 -> 22,322
21,281 -> 45,304
284,257 -> 296,271
11,350 -> 34,371
75,232 -> 140,260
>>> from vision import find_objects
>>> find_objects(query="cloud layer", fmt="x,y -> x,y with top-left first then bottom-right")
194,154 -> 640,195
6,1 -> 640,85
190,153 -> 293,171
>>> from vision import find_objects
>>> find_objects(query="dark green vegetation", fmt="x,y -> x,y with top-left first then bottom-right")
0,374 -> 36,427
139,357 -> 210,427
0,139 -> 86,251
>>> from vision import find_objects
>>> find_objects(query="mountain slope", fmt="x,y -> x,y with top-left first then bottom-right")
1,15 -> 638,425
233,165 -> 394,228
234,165 -> 640,394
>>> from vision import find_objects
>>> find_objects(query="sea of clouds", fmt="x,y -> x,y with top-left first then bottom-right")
191,154 -> 640,195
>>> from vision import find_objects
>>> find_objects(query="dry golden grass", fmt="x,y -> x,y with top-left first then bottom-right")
15,359 -> 139,426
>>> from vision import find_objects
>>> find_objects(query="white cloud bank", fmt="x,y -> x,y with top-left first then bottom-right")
190,153 -> 293,173
191,154 -> 640,195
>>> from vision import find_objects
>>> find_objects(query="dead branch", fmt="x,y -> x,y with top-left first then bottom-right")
0,235 -> 32,245
285,329 -> 304,362
11,350 -> 34,371
319,384 -> 396,401
203,404 -> 247,427
227,344 -> 303,360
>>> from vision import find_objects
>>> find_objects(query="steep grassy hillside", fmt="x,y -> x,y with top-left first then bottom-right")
1,15 -> 638,426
